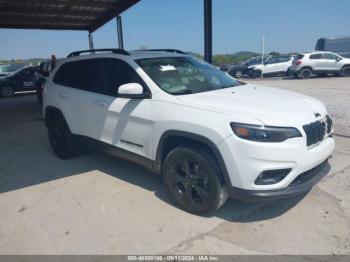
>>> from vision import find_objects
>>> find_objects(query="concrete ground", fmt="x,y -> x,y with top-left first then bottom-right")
0,77 -> 350,255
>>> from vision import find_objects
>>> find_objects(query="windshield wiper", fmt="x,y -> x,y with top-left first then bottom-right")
172,90 -> 193,95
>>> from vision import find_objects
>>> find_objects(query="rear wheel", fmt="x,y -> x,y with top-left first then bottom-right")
47,114 -> 79,159
341,66 -> 350,77
163,146 -> 228,214
299,68 -> 313,79
1,85 -> 14,98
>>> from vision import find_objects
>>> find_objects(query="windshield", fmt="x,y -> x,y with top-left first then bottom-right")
137,57 -> 243,95
0,63 -> 26,73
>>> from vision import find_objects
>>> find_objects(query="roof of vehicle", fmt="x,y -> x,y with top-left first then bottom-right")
62,49 -> 190,63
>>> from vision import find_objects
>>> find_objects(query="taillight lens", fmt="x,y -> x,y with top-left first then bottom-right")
296,60 -> 302,66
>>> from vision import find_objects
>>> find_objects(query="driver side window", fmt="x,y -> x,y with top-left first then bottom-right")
96,59 -> 146,97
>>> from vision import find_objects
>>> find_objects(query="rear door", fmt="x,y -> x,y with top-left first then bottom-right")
15,68 -> 36,90
52,59 -> 98,136
308,53 -> 326,71
263,58 -> 278,74
275,56 -> 292,73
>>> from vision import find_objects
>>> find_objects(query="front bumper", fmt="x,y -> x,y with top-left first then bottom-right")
217,133 -> 335,192
228,159 -> 330,202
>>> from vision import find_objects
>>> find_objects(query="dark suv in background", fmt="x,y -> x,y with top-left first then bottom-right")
0,66 -> 38,97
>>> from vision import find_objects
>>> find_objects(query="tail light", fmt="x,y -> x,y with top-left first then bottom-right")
295,60 -> 302,66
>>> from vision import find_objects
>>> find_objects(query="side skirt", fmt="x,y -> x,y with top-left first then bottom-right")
74,135 -> 157,173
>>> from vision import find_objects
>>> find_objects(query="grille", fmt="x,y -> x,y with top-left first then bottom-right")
303,115 -> 332,147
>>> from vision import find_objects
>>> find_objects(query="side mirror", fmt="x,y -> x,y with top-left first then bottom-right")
118,83 -> 150,99
336,57 -> 342,62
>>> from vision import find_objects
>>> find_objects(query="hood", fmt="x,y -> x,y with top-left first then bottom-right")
176,84 -> 327,126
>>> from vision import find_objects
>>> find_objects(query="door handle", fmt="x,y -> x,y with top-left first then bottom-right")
60,92 -> 67,98
95,100 -> 107,107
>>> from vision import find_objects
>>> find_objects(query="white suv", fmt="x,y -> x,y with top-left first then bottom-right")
291,51 -> 350,79
43,49 -> 335,214
249,55 -> 294,78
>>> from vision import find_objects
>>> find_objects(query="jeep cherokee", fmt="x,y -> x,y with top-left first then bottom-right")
43,49 -> 335,214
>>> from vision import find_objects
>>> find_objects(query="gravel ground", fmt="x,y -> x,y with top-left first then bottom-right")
0,77 -> 350,255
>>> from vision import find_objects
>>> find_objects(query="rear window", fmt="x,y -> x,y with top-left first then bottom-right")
296,54 -> 304,60
310,54 -> 322,60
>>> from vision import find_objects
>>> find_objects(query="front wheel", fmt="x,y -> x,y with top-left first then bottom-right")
1,86 -> 14,98
163,146 -> 228,214
341,66 -> 350,77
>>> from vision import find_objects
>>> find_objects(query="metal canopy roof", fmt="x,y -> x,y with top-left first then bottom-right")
0,0 -> 140,32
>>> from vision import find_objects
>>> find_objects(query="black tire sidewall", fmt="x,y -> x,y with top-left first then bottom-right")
163,146 -> 228,214
300,68 -> 312,79
47,114 -> 76,159
341,66 -> 350,77
1,85 -> 14,98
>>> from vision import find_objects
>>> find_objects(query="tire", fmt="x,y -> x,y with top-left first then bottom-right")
47,113 -> 79,159
163,146 -> 228,214
299,68 -> 313,79
1,85 -> 14,98
293,72 -> 299,79
341,66 -> 350,77
251,70 -> 262,78
286,68 -> 292,77
234,70 -> 243,78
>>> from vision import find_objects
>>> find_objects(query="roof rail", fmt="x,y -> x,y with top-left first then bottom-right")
67,49 -> 130,58
144,49 -> 187,54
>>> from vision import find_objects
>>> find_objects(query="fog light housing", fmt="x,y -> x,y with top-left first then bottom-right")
255,169 -> 291,185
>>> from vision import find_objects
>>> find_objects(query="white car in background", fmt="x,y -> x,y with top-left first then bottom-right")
291,51 -> 350,79
249,55 -> 294,78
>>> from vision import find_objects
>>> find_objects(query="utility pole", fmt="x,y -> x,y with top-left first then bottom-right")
116,15 -> 124,49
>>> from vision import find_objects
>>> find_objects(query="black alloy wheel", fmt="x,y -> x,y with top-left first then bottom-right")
163,146 -> 228,214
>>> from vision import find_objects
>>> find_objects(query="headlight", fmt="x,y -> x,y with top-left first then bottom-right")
230,122 -> 302,142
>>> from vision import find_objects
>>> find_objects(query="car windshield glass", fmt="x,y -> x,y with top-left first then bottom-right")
245,58 -> 259,66
0,63 -> 26,73
136,56 -> 243,95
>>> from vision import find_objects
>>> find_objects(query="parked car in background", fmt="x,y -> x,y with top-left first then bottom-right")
291,51 -> 350,79
0,66 -> 39,97
316,36 -> 350,59
43,48 -> 334,214
249,55 -> 294,78
228,56 -> 269,78
0,62 -> 28,77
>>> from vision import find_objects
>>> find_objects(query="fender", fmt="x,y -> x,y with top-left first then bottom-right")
154,130 -> 232,187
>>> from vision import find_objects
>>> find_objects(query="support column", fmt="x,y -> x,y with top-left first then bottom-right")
204,0 -> 212,64
88,32 -> 94,53
116,15 -> 124,49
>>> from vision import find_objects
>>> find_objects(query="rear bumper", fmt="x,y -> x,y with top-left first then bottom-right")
228,159 -> 331,202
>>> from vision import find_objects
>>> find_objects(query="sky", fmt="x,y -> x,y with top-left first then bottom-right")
0,0 -> 350,60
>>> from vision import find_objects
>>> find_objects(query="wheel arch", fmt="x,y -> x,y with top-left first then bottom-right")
44,106 -> 70,131
300,66 -> 313,72
154,130 -> 232,187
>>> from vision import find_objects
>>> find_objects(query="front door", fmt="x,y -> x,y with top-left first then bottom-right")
90,58 -> 153,158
